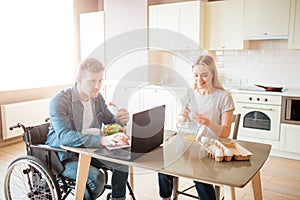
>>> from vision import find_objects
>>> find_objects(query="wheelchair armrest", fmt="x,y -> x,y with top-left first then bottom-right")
31,144 -> 68,153
30,144 -> 66,175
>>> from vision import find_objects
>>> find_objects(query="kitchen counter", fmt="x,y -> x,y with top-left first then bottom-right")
281,88 -> 300,97
229,86 -> 300,160
229,87 -> 300,97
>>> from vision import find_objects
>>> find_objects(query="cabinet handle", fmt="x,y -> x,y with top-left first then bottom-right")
242,106 -> 273,111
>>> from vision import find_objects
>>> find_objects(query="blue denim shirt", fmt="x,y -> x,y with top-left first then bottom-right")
45,84 -> 119,161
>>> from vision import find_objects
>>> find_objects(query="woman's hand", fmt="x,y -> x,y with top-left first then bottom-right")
100,132 -> 130,146
178,105 -> 191,123
192,113 -> 210,127
117,108 -> 129,125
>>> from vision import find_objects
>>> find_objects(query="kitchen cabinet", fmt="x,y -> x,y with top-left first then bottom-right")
205,0 -> 247,50
104,0 -> 148,82
280,123 -> 300,154
149,1 -> 205,50
105,84 -> 141,115
141,86 -> 178,131
244,0 -> 290,40
80,11 -> 104,60
105,83 -> 185,131
288,0 -> 300,49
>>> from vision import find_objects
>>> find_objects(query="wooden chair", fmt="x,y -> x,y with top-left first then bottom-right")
173,113 -> 241,200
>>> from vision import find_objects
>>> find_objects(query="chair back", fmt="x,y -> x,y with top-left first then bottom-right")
24,123 -> 64,175
28,123 -> 50,144
231,113 -> 241,140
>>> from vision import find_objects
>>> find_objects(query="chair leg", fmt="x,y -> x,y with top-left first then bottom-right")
172,177 -> 179,200
215,185 -> 221,200
126,181 -> 136,200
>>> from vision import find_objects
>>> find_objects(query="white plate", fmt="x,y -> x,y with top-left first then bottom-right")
83,128 -> 101,135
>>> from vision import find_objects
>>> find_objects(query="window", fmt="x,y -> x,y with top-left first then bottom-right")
0,0 -> 74,91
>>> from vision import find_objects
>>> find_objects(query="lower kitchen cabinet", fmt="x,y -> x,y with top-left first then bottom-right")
105,83 -> 183,131
105,84 -> 141,115
280,123 -> 300,154
141,86 -> 178,131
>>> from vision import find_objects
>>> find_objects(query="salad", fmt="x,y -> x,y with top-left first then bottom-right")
103,123 -> 125,135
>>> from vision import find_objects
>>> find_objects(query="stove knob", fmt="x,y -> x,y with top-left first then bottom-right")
249,97 -> 252,101
257,98 -> 260,101
265,98 -> 268,102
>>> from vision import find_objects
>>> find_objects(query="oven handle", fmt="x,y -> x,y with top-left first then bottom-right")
242,106 -> 273,111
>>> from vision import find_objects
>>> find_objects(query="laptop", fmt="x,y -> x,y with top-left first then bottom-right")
95,105 -> 166,161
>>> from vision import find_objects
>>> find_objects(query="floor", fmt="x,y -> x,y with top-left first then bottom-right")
1,142 -> 300,200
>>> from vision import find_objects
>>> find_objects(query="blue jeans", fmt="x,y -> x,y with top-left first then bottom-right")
62,158 -> 128,200
158,173 -> 216,200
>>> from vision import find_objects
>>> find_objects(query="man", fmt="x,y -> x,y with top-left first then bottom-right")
46,58 -> 130,200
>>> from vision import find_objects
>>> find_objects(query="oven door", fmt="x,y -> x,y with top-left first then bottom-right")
236,103 -> 281,141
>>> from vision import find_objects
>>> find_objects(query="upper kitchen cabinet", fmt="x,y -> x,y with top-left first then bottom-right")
205,0 -> 248,50
104,0 -> 148,81
288,0 -> 300,49
80,11 -> 104,60
149,1 -> 205,50
244,0 -> 290,40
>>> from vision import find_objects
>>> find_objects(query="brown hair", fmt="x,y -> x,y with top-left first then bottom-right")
77,58 -> 105,77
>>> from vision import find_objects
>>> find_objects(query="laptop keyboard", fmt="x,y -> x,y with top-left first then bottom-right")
110,147 -> 131,158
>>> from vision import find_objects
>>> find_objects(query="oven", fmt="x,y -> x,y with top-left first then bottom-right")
281,96 -> 300,125
233,93 -> 282,141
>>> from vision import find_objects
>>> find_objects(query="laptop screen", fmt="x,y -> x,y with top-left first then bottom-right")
131,105 -> 166,153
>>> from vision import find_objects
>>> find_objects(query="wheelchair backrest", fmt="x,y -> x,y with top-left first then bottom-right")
25,123 -> 64,175
28,123 -> 50,145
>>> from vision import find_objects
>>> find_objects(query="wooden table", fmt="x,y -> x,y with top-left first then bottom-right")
61,133 -> 271,200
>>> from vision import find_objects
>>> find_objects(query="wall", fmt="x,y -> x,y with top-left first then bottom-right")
214,40 -> 300,89
149,40 -> 300,90
0,0 -> 100,143
74,0 -> 101,67
148,50 -> 202,86
0,84 -> 71,143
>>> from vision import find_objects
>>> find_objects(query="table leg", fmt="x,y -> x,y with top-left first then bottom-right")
172,177 -> 179,200
252,171 -> 263,200
75,153 -> 91,199
223,186 -> 236,200
129,166 -> 134,200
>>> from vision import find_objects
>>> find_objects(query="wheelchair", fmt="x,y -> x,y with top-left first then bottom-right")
3,120 -> 136,200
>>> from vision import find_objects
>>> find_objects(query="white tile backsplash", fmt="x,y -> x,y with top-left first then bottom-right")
215,40 -> 300,89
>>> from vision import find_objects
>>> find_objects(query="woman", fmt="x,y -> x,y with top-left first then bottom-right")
158,54 -> 235,200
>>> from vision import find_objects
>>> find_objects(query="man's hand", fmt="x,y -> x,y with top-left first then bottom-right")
117,108 -> 129,125
100,132 -> 130,146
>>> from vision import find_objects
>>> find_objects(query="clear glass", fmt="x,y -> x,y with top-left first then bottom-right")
177,121 -> 200,141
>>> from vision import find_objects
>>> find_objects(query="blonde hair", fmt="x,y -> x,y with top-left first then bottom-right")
77,58 -> 104,77
192,54 -> 224,90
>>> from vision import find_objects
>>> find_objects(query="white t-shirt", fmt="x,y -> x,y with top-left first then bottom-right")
184,88 -> 235,125
81,100 -> 94,133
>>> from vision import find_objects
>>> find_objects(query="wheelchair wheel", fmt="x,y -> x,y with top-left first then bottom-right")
106,192 -> 112,200
4,155 -> 61,200
98,168 -> 109,197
